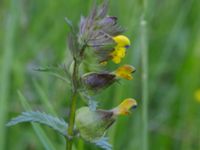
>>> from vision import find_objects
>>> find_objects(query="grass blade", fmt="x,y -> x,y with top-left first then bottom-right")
140,0 -> 149,149
0,0 -> 18,149
33,80 -> 57,116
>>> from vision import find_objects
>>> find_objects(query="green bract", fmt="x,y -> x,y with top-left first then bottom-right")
75,107 -> 116,142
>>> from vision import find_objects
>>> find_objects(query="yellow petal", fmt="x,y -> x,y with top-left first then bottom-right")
114,65 -> 136,80
111,47 -> 126,64
116,47 -> 126,57
113,35 -> 131,47
112,56 -> 121,64
112,98 -> 137,115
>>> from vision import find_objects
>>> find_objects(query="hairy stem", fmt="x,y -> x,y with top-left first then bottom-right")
66,58 -> 79,150
141,0 -> 149,149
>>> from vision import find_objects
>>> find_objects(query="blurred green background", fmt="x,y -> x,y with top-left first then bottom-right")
0,0 -> 200,150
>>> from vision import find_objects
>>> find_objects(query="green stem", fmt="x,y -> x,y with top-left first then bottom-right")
140,0 -> 148,149
66,58 -> 80,150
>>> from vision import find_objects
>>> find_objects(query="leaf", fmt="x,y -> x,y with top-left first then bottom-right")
17,91 -> 56,150
64,17 -> 73,30
7,111 -> 68,137
33,64 -> 65,74
34,66 -> 56,72
34,65 -> 71,84
93,137 -> 113,150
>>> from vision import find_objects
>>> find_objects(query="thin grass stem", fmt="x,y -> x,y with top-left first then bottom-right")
140,0 -> 149,149
0,1 -> 18,149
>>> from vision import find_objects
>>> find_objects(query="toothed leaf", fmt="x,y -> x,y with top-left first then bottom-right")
7,111 -> 68,137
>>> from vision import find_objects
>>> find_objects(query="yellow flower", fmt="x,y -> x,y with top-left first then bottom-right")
75,98 -> 137,141
194,89 -> 200,103
112,98 -> 137,115
111,35 -> 131,64
114,65 -> 136,80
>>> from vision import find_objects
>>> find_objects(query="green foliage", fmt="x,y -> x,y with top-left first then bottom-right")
7,111 -> 68,137
6,110 -> 113,150
0,0 -> 19,149
17,91 -> 57,150
34,65 -> 71,84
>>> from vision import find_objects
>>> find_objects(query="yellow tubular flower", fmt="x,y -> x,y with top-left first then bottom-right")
111,35 -> 131,64
112,98 -> 137,115
114,64 -> 136,80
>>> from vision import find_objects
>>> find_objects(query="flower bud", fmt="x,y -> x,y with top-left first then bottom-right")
82,72 -> 116,92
